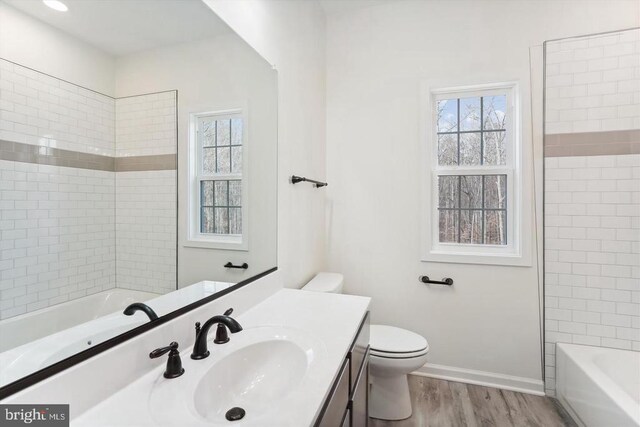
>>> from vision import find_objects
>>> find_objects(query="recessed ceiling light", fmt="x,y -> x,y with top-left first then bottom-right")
43,0 -> 68,12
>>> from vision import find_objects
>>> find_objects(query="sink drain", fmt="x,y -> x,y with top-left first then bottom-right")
225,407 -> 246,421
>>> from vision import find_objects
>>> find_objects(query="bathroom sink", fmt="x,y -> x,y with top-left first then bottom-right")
147,326 -> 323,426
193,339 -> 308,422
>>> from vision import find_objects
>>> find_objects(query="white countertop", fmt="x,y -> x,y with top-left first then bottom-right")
72,289 -> 370,426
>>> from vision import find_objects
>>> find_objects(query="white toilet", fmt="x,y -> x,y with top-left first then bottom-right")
302,272 -> 430,421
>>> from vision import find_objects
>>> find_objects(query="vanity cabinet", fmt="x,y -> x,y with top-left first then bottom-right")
315,312 -> 370,427
351,351 -> 369,427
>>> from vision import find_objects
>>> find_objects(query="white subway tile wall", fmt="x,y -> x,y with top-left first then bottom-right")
115,170 -> 176,294
544,154 -> 640,395
545,29 -> 640,134
0,63 -> 178,319
0,159 -> 116,320
115,92 -> 177,294
0,59 -> 116,156
115,92 -> 177,157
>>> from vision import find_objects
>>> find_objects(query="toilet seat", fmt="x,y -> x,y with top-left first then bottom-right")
370,348 -> 429,359
370,325 -> 429,359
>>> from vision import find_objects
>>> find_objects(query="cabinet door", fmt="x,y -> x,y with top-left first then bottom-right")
342,409 -> 351,427
318,359 -> 350,427
350,312 -> 370,393
351,351 -> 369,427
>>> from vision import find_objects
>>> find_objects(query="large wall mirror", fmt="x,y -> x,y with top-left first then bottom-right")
0,0 -> 277,391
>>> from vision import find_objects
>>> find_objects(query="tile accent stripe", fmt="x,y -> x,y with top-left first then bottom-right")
544,129 -> 640,157
0,140 -> 176,171
114,154 -> 176,172
0,140 -> 114,171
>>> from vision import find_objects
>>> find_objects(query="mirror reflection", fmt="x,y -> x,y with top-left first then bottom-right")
0,0 -> 277,388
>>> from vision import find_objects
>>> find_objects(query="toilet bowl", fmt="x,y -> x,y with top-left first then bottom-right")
369,325 -> 429,420
301,273 -> 429,421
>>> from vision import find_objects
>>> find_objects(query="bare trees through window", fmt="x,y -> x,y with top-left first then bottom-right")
198,116 -> 243,235
436,95 -> 508,245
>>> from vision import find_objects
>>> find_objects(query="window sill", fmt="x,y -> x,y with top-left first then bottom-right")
184,237 -> 248,251
422,250 -> 531,267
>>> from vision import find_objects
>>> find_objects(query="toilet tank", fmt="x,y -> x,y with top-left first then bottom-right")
302,272 -> 344,293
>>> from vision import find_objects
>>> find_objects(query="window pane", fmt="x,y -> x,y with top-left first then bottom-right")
214,208 -> 229,234
201,180 -> 214,206
202,120 -> 216,147
438,176 -> 459,208
483,131 -> 506,165
229,180 -> 242,207
201,207 -> 214,233
484,175 -> 507,209
459,97 -> 481,131
214,181 -> 228,207
460,175 -> 482,209
437,99 -> 457,133
438,134 -> 457,166
483,95 -> 506,130
438,210 -> 459,243
217,147 -> 231,174
203,147 -> 216,173
216,119 -> 231,146
229,208 -> 242,234
432,91 -> 511,249
460,132 -> 481,165
231,146 -> 242,173
231,118 -> 242,145
460,210 -> 483,244
485,210 -> 506,245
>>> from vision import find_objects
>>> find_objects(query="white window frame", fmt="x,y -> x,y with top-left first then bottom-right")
421,81 -> 530,266
186,108 -> 249,251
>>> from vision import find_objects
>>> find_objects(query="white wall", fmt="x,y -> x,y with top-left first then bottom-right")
115,34 -> 278,286
204,0 -> 328,289
0,2 -> 115,96
324,0 -> 639,392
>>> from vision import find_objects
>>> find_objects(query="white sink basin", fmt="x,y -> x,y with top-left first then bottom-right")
193,339 -> 308,422
147,326 -> 324,426
65,289 -> 371,427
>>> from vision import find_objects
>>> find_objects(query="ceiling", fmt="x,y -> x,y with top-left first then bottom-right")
319,0 -> 393,15
2,0 -> 231,57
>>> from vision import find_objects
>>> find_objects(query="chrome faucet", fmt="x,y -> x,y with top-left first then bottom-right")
123,302 -> 158,321
191,309 -> 243,360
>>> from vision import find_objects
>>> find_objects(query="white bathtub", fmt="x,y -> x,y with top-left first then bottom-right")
556,343 -> 640,427
0,281 -> 235,387
0,288 -> 158,386
0,288 -> 157,352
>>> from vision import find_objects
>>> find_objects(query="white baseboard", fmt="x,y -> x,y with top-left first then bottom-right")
413,363 -> 545,396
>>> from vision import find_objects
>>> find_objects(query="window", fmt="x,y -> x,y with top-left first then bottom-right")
423,82 -> 526,265
188,110 -> 247,249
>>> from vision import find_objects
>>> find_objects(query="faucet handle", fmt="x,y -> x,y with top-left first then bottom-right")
224,308 -> 233,316
149,342 -> 185,379
195,322 -> 201,335
149,341 -> 179,359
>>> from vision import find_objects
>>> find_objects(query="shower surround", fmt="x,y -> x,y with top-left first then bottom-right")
544,29 -> 640,395
0,59 -> 176,320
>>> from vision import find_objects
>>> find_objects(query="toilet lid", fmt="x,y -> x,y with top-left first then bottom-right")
370,325 -> 428,354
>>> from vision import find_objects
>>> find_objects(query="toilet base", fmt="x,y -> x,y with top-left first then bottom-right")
369,373 -> 412,420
